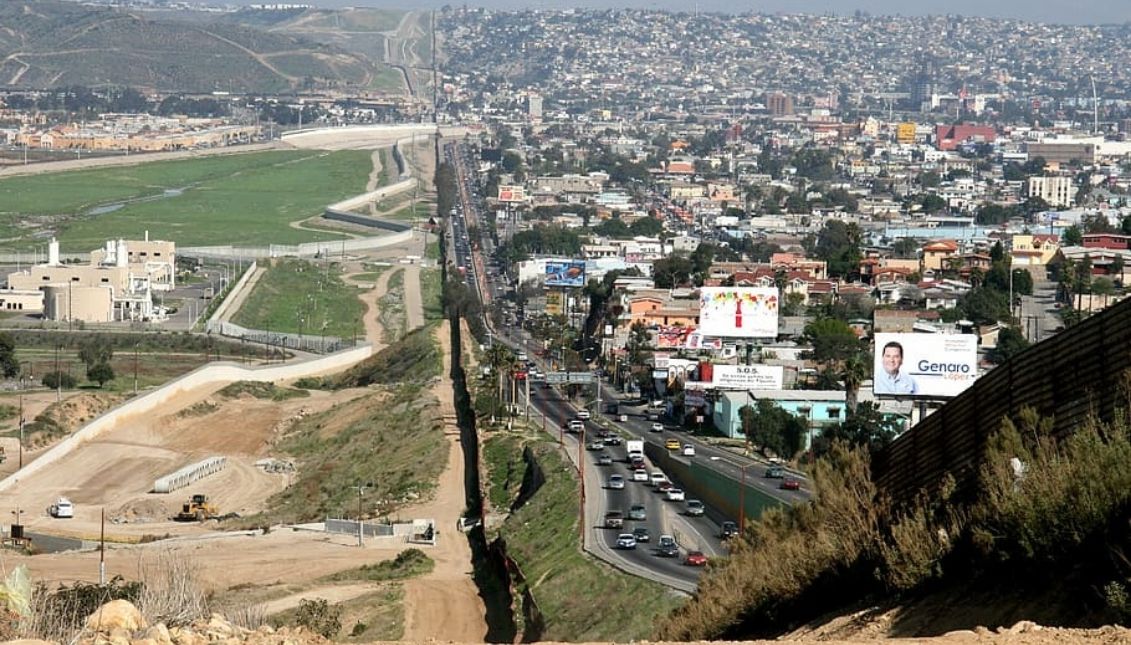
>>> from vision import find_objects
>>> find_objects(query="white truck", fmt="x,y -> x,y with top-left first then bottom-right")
626,440 -> 645,462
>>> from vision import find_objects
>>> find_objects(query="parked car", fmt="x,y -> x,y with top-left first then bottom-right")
781,477 -> 801,491
720,521 -> 739,539
666,488 -> 686,502
681,443 -> 696,457
764,466 -> 785,479
48,497 -> 74,519
684,551 -> 708,567
597,453 -> 614,466
632,468 -> 649,482
604,510 -> 625,529
650,422 -> 664,433
657,534 -> 679,558
632,526 -> 651,543
616,533 -> 637,550
665,438 -> 681,450
607,474 -> 625,490
628,503 -> 647,521
685,500 -> 705,516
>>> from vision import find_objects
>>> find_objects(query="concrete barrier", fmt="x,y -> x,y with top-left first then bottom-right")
0,342 -> 373,493
181,229 -> 414,260
153,456 -> 228,494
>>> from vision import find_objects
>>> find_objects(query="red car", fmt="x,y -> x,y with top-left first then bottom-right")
780,477 -> 801,491
684,551 -> 708,566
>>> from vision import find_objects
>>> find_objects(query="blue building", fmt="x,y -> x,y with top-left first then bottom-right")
712,389 -> 848,449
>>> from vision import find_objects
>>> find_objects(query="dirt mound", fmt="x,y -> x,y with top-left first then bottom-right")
24,392 -> 121,447
110,498 -> 170,524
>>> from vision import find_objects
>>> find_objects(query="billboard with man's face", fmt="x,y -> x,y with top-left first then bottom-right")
873,333 -> 978,398
544,260 -> 586,287
698,287 -> 779,338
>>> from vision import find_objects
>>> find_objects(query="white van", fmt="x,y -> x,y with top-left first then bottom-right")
49,498 -> 74,519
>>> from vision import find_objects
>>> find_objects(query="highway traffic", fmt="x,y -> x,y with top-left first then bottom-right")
441,139 -> 810,592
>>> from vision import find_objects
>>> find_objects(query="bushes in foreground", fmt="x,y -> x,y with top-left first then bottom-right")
658,398 -> 1131,640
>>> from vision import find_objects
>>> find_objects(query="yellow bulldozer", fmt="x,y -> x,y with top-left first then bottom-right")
174,494 -> 219,522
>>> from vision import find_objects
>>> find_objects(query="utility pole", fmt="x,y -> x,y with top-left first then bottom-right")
133,343 -> 139,394
99,508 -> 106,584
577,425 -> 585,545
351,483 -> 372,547
17,395 -> 24,469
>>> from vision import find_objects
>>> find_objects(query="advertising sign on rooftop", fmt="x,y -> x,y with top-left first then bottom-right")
698,287 -> 779,338
712,365 -> 784,391
498,185 -> 526,203
873,333 -> 978,398
544,260 -> 586,288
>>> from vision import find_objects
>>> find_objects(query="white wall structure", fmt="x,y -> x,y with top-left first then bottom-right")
153,456 -> 228,494
0,342 -> 373,493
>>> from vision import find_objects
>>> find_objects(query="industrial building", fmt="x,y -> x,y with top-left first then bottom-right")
3,235 -> 176,323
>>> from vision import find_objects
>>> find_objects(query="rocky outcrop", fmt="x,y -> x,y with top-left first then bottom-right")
66,601 -> 327,645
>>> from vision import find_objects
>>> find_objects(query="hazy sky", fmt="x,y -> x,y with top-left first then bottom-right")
276,0 -> 1131,25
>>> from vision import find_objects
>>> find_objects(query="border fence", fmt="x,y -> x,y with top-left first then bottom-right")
872,296 -> 1131,505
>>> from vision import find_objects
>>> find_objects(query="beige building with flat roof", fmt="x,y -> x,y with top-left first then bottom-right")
3,235 -> 176,323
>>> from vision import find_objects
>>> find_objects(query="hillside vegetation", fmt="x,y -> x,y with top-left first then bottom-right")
658,397 -> 1131,640
0,0 -> 384,92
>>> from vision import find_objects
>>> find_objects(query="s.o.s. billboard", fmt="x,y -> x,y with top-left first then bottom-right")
698,287 -> 779,338
873,333 -> 978,398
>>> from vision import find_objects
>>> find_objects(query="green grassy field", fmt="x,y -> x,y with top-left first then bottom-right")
369,66 -> 407,92
0,150 -> 376,250
231,259 -> 366,339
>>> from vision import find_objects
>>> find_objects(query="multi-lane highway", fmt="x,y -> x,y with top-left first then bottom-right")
441,140 -> 810,591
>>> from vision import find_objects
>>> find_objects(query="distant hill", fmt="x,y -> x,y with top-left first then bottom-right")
0,1 -> 396,94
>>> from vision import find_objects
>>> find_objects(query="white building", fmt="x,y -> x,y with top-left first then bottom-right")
1027,176 -> 1074,208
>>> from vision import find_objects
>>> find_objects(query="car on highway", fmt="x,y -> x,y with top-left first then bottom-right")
632,526 -> 651,543
765,466 -> 785,479
666,488 -> 686,501
719,521 -> 739,539
684,551 -> 708,567
576,410 -> 591,420
649,472 -> 667,487
781,477 -> 802,491
597,453 -> 614,466
616,533 -> 637,550
632,469 -> 648,482
657,535 -> 679,557
682,443 -> 696,457
685,500 -> 705,516
650,422 -> 664,433
603,435 -> 622,446
586,440 -> 604,451
656,480 -> 674,493
628,503 -> 647,521
665,438 -> 681,450
605,511 -> 624,529
606,474 -> 625,490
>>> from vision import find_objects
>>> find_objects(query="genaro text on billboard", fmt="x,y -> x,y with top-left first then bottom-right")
498,185 -> 526,203
712,365 -> 784,390
873,333 -> 978,398
544,260 -> 586,287
698,287 -> 779,338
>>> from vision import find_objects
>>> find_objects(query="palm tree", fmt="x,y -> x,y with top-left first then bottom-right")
841,352 -> 868,416
485,343 -> 515,410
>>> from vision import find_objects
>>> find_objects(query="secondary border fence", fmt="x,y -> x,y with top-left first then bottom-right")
872,295 -> 1131,505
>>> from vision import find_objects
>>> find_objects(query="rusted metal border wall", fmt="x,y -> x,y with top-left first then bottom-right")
872,297 -> 1131,503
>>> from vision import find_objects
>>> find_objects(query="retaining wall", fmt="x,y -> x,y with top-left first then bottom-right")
0,343 -> 373,493
326,178 -> 415,212
180,229 -> 413,260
